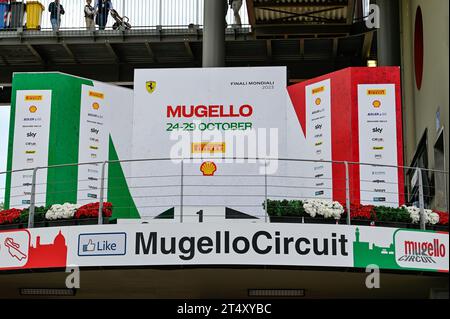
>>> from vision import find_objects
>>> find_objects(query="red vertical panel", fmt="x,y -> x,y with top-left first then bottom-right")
287,82 -> 306,137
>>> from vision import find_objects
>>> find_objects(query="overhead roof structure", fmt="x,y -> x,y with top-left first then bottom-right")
247,0 -> 359,37
0,0 -> 376,102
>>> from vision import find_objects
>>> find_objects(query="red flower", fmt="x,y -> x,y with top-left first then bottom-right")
348,204 -> 375,220
0,209 -> 23,225
74,202 -> 112,219
434,210 -> 449,225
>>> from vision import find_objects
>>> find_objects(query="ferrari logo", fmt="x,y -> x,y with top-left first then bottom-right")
146,81 -> 157,94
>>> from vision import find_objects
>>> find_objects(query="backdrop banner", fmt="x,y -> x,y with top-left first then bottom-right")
0,224 -> 447,272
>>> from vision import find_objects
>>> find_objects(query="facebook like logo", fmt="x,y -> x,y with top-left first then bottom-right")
78,233 -> 127,257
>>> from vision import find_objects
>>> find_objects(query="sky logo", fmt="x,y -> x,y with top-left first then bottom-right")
78,233 -> 127,257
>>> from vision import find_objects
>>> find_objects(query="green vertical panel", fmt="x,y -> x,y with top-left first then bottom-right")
45,74 -> 92,205
4,73 -> 93,208
108,136 -> 140,219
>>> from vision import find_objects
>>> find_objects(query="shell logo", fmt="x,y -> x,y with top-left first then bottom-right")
315,98 -> 321,106
372,100 -> 381,108
92,102 -> 100,110
200,161 -> 217,176
29,105 -> 38,113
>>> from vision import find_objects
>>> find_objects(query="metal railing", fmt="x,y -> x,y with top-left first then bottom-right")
0,0 -> 249,32
1,157 -> 448,229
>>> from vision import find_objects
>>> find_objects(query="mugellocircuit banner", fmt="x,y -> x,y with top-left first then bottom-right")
0,223 -> 447,273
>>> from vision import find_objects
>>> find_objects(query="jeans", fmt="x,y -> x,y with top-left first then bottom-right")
50,18 -> 60,31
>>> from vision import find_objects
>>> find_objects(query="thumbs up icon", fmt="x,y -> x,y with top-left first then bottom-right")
82,239 -> 96,252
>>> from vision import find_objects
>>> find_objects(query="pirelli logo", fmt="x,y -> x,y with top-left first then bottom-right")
192,142 -> 226,154
367,89 -> 386,95
312,86 -> 325,94
89,91 -> 104,99
25,95 -> 43,101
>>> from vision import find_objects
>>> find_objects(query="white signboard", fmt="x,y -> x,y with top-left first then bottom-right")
77,84 -> 111,204
132,67 -> 290,220
0,224 -> 447,273
10,90 -> 52,208
358,84 -> 399,207
305,79 -> 332,200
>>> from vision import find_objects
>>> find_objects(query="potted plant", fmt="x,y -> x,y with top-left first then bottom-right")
402,205 -> 441,230
19,206 -> 48,228
0,208 -> 22,230
45,203 -> 79,227
344,205 -> 376,226
372,206 -> 412,228
266,199 -> 308,223
432,210 -> 449,231
302,199 -> 343,225
74,202 -> 112,225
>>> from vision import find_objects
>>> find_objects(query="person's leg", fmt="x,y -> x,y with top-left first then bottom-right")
56,17 -> 61,31
232,0 -> 243,26
89,19 -> 96,31
86,18 -> 95,30
99,14 -> 106,30
51,18 -> 58,31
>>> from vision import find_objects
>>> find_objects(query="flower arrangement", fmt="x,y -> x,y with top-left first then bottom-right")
434,211 -> 448,225
19,206 -> 48,224
0,208 -> 23,225
45,203 -> 81,220
74,202 -> 113,219
349,204 -> 375,220
303,199 -> 344,220
402,205 -> 439,225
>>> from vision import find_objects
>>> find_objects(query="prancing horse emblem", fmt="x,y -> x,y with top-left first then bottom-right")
146,81 -> 157,94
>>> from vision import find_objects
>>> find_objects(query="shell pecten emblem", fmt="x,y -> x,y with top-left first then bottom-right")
92,102 -> 100,110
29,105 -> 38,113
146,81 -> 157,94
200,161 -> 217,176
372,100 -> 382,108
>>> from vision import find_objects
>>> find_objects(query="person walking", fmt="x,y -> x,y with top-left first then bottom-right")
95,0 -> 113,30
48,0 -> 65,32
229,0 -> 243,27
84,0 -> 95,31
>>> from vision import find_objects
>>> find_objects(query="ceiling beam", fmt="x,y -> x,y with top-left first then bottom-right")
258,6 -> 347,24
266,39 -> 272,62
184,41 -> 194,60
254,1 -> 348,7
299,38 -> 305,58
0,54 -> 9,66
27,44 -> 45,64
332,37 -> 339,58
346,0 -> 356,24
105,41 -> 120,63
361,31 -> 374,59
61,43 -> 79,64
144,42 -> 156,63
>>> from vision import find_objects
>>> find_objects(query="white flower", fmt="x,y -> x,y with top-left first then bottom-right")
303,199 -> 344,220
45,203 -> 80,220
402,205 -> 440,225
